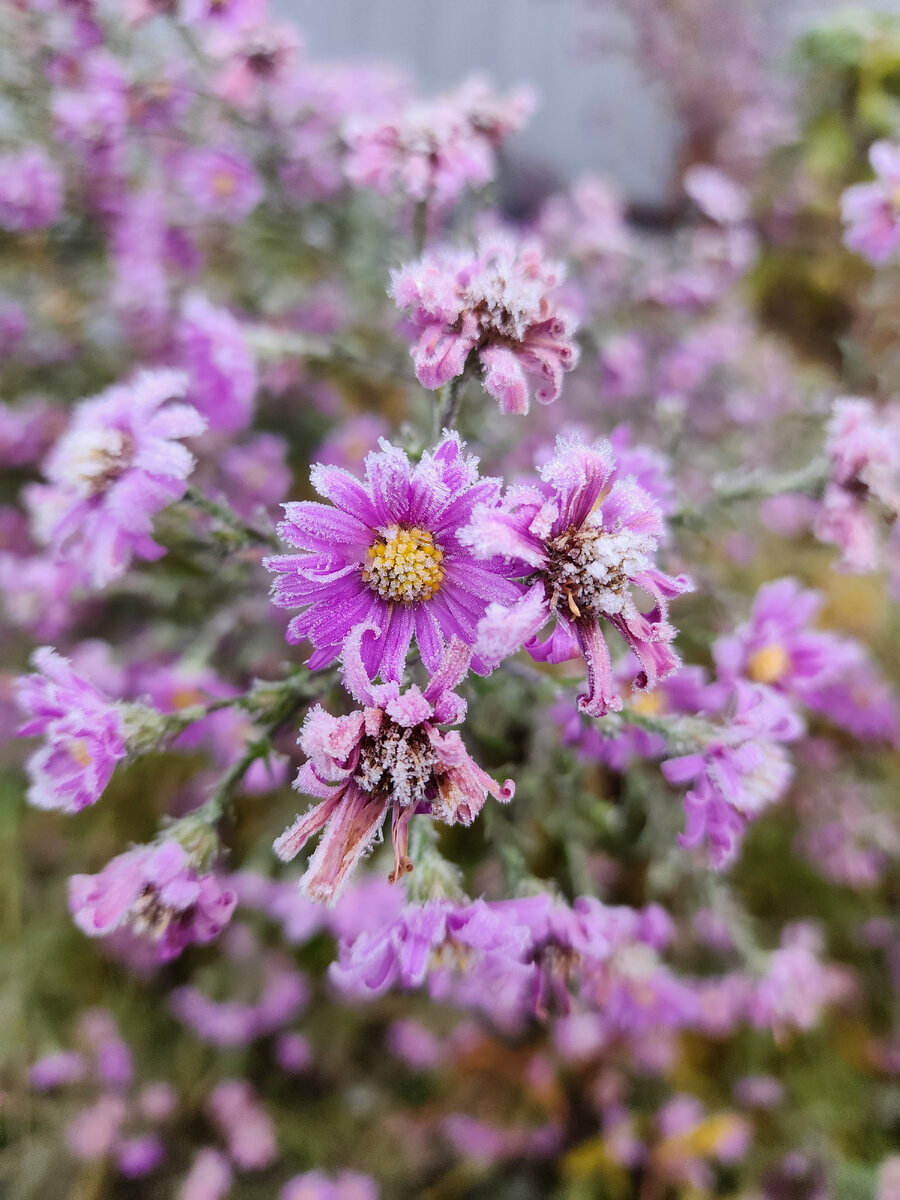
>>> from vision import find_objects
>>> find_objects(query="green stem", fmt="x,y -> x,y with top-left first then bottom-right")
412,199 -> 428,256
184,485 -> 279,551
711,457 -> 829,504
436,373 -> 466,436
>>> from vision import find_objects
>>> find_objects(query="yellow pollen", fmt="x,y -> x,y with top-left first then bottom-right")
171,687 -> 204,710
362,524 -> 445,603
211,170 -> 236,197
747,643 -> 790,684
630,690 -> 664,717
68,738 -> 93,768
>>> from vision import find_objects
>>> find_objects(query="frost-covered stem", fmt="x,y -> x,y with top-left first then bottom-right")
614,708 -> 715,756
412,199 -> 428,256
176,671 -> 334,831
184,485 -> 279,551
712,457 -> 829,503
435,372 -> 466,437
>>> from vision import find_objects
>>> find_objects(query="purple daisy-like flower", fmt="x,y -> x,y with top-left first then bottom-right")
274,625 -> 513,903
69,840 -> 236,963
16,647 -> 128,813
662,683 -> 804,870
265,432 -> 521,681
713,577 -> 860,699
464,434 -> 693,717
27,369 -> 206,589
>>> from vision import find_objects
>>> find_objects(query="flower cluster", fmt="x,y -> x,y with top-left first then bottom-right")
2,1 -> 899,1195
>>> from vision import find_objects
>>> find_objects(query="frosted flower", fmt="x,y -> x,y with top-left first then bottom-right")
274,627 -> 513,903
841,141 -> 900,264
0,145 -> 64,232
16,647 -> 129,813
465,434 -> 693,717
391,235 -> 578,415
265,432 -> 520,681
69,841 -> 236,962
346,77 -> 533,214
176,293 -> 257,433
662,683 -> 804,869
28,369 -> 206,588
814,396 -> 900,574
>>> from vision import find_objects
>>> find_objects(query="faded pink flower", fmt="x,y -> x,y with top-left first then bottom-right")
391,235 -> 578,414
274,626 -> 513,903
465,434 -> 692,716
69,841 -> 236,962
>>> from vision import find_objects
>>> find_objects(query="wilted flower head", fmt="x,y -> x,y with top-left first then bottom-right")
28,369 -> 206,588
346,77 -> 533,214
69,841 -> 236,962
274,627 -> 513,903
391,234 -> 579,414
465,434 -> 693,716
265,431 -> 521,681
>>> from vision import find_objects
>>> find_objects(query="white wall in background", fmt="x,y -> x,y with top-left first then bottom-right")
275,0 -> 900,204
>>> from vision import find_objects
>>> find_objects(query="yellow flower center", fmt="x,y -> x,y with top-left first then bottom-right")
747,642 -> 790,684
211,170 -> 236,197
630,690 -> 664,717
67,738 -> 93,768
362,524 -> 445,604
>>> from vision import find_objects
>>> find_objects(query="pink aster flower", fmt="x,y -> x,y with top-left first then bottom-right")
69,840 -> 236,962
27,369 -> 206,588
16,647 -> 130,813
265,431 -> 521,680
176,293 -> 257,433
814,396 -> 900,574
841,141 -> 900,264
173,146 -> 263,224
390,235 -> 579,415
713,577 -> 860,701
346,77 -> 533,216
662,683 -> 804,870
465,434 -> 693,717
0,145 -> 64,232
274,626 -> 514,903
330,895 -> 538,1000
